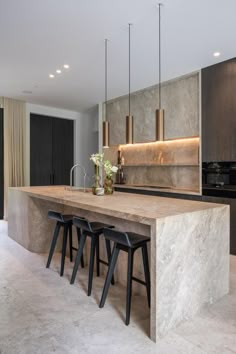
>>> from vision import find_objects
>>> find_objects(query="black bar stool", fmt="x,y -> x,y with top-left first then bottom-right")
70,216 -> 115,296
99,228 -> 150,326
46,210 -> 84,276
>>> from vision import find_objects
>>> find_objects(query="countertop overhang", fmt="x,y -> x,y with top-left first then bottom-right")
10,186 -> 225,224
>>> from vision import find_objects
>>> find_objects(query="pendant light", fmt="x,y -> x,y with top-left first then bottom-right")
126,23 -> 134,144
103,38 -> 110,148
156,3 -> 164,141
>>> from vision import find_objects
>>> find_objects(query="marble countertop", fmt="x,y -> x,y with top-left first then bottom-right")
10,186 -> 225,224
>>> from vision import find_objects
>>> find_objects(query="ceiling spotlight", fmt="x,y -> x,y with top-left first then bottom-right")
49,74 -> 55,78
64,64 -> 70,69
213,52 -> 221,57
56,69 -> 62,74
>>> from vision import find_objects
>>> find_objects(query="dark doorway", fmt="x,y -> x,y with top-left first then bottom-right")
30,114 -> 74,186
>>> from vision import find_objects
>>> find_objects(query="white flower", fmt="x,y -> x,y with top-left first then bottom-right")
111,166 -> 118,173
104,160 -> 118,177
90,153 -> 104,166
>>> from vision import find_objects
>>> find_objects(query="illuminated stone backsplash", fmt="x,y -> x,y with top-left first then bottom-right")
120,138 -> 199,166
104,138 -> 200,192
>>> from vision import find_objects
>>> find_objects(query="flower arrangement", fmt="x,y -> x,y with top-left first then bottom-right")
90,153 -> 104,167
90,153 -> 118,195
103,160 -> 118,178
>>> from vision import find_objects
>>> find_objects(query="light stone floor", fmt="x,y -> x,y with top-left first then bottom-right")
0,221 -> 235,354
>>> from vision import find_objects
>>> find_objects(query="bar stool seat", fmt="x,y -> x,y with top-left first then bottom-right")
46,210 -> 84,276
70,217 -> 115,296
121,232 -> 150,247
99,228 -> 151,326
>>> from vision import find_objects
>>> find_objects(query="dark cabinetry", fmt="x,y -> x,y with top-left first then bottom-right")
202,58 -> 236,162
30,114 -> 74,186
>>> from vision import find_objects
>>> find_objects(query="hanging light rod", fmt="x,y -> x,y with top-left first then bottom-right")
126,23 -> 134,145
156,3 -> 164,141
103,38 -> 110,148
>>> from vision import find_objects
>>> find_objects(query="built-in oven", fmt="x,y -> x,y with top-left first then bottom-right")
202,161 -> 236,198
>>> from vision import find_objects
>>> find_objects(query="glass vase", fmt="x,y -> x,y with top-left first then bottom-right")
104,176 -> 114,195
92,165 -> 101,195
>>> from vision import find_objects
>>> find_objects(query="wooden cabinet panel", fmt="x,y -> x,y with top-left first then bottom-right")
202,58 -> 236,162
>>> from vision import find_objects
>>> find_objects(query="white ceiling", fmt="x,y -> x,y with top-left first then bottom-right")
0,0 -> 236,112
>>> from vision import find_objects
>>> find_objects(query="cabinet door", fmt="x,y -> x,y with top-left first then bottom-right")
52,118 -> 74,185
202,58 -> 236,162
30,114 -> 53,186
0,108 -> 3,219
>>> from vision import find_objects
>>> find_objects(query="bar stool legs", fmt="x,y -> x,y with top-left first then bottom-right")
69,224 -> 73,262
99,227 -> 151,326
142,244 -> 151,307
46,222 -> 61,269
88,235 -> 97,296
76,228 -> 85,268
126,249 -> 134,325
70,231 -> 87,285
60,224 -> 69,276
46,215 -> 84,276
96,237 -> 100,277
99,245 -> 120,308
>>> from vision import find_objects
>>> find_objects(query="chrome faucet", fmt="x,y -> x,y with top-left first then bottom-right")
70,164 -> 87,192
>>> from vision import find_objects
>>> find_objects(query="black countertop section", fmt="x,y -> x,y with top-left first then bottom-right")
114,185 -> 202,201
115,184 -> 236,200
202,184 -> 236,198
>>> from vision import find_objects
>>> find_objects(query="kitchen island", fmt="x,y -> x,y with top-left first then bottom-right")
8,186 -> 229,342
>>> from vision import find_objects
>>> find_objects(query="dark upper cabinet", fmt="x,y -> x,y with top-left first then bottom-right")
202,58 -> 236,162
30,114 -> 74,186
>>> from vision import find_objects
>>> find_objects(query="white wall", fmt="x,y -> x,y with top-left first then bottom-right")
75,105 -> 99,187
25,103 -> 98,187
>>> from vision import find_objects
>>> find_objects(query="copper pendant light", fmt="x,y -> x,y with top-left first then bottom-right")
126,23 -> 134,144
156,3 -> 164,141
103,38 -> 110,148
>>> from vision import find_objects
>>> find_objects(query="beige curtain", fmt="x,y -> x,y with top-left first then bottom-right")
0,97 -> 26,219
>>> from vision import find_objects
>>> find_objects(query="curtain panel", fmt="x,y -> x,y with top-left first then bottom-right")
0,97 -> 26,219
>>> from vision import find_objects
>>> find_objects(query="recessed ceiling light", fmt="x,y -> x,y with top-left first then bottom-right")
213,52 -> 221,57
49,74 -> 55,78
56,69 -> 62,74
63,64 -> 70,69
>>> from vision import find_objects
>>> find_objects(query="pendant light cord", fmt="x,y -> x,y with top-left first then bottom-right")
158,3 -> 162,109
128,23 -> 131,116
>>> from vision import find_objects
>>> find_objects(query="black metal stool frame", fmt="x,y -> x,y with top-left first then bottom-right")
46,211 -> 84,276
70,217 -> 115,296
99,228 -> 151,326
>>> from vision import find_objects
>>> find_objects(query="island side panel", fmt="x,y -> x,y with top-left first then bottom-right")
154,205 -> 229,339
8,190 -> 64,252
